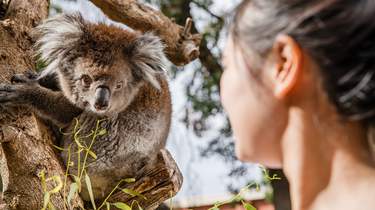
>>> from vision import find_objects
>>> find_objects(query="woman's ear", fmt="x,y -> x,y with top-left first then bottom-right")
271,34 -> 303,99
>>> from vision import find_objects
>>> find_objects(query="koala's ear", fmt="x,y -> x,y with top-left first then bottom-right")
34,13 -> 84,75
130,33 -> 167,90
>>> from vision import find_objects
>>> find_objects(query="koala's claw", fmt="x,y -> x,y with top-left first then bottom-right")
11,74 -> 28,84
11,71 -> 38,84
0,84 -> 15,92
0,83 -> 32,104
0,84 -> 18,103
11,74 -> 32,84
24,70 -> 39,80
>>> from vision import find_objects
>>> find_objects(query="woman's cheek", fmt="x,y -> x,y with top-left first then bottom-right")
220,68 -> 243,113
221,67 -> 283,165
220,69 -> 256,159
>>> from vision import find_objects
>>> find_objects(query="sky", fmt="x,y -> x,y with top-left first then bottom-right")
51,0 -> 263,206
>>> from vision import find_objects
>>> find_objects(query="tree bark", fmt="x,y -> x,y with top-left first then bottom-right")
107,150 -> 182,210
90,0 -> 202,66
0,1 -> 77,209
0,1 -> 184,209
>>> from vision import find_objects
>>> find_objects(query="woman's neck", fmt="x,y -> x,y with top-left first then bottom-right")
281,107 -> 374,210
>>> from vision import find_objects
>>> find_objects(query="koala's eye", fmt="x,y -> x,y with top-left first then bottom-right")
81,75 -> 92,87
116,81 -> 124,90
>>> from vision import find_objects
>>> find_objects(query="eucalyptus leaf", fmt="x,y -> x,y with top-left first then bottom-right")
112,202 -> 132,210
98,129 -> 107,136
74,138 -> 84,148
47,176 -> 63,194
52,145 -> 65,151
67,183 -> 78,206
121,188 -> 146,200
42,192 -> 50,210
48,202 -> 56,210
85,173 -> 97,210
87,150 -> 98,159
242,202 -> 256,210
72,175 -> 81,191
123,178 -> 136,183
39,170 -> 47,192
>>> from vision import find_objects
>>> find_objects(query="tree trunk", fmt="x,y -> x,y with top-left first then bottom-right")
0,0 -> 185,209
0,0 -> 76,209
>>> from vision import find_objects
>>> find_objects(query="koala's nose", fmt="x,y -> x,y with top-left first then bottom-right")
94,86 -> 110,110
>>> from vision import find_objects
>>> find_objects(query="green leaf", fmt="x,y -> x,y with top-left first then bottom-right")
46,175 -> 63,194
36,58 -> 48,72
72,175 -> 81,192
72,175 -> 79,182
52,145 -> 65,151
242,202 -> 256,210
87,150 -> 97,159
67,183 -> 78,206
123,178 -> 136,183
256,184 -> 260,192
42,192 -> 50,210
271,174 -> 281,180
112,202 -> 131,210
121,188 -> 146,200
84,173 -> 97,210
48,202 -> 56,210
98,129 -> 107,136
106,202 -> 111,210
74,138 -> 84,148
39,170 -> 47,192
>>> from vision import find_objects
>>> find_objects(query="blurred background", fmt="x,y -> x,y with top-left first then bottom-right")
50,1 -> 290,210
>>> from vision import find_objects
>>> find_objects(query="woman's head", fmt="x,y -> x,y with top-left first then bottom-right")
221,0 -> 375,167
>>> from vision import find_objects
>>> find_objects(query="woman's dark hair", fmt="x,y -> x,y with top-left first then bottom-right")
231,0 -> 375,123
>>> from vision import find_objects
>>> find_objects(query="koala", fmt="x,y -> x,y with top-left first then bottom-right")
0,14 -> 172,200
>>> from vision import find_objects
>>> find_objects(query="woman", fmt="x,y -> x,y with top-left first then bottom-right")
220,1 -> 375,210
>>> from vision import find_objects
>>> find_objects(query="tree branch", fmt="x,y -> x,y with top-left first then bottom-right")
0,1 -> 79,209
90,0 -> 202,66
159,0 -> 223,75
107,150 -> 182,209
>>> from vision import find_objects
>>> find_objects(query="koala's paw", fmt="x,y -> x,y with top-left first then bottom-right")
11,70 -> 38,84
0,83 -> 33,104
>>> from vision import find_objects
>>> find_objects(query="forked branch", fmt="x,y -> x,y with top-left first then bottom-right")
90,0 -> 202,66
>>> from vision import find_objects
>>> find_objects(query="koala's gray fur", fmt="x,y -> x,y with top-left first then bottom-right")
0,13 -> 172,200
